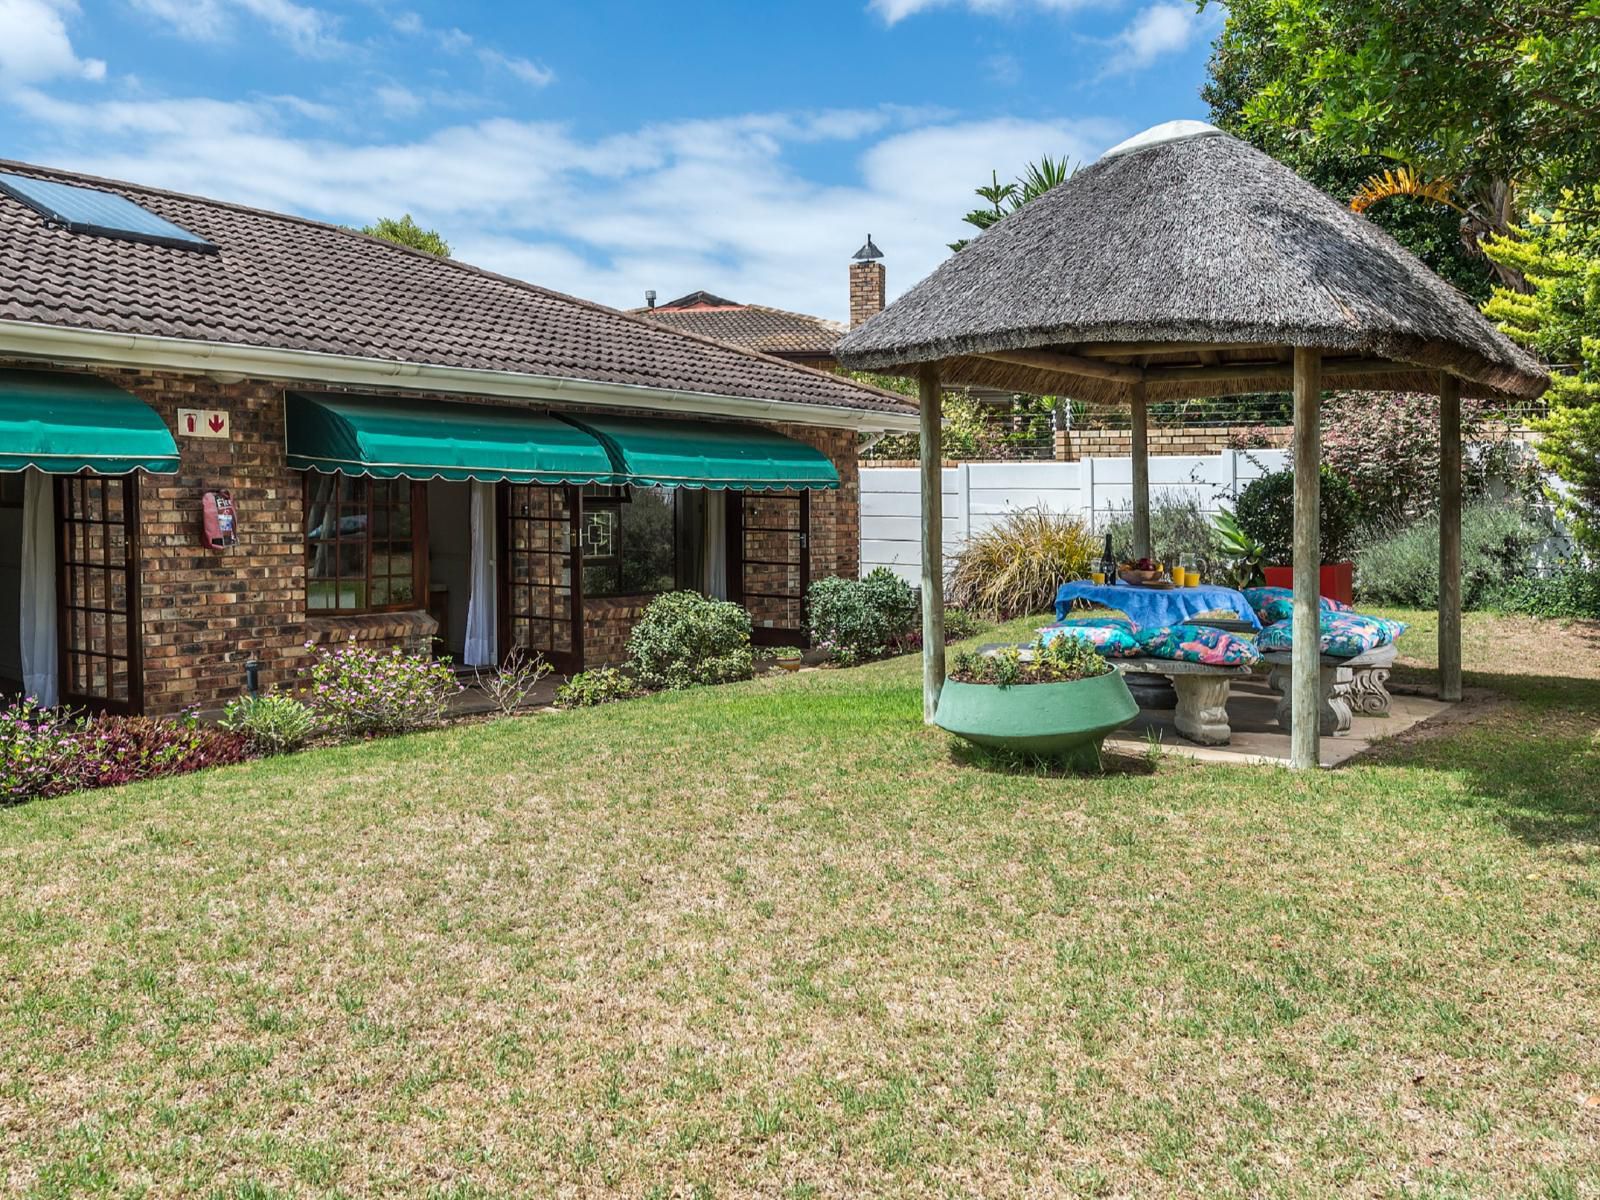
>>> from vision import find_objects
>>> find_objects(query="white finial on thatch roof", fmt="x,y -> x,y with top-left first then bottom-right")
1101,120 -> 1222,160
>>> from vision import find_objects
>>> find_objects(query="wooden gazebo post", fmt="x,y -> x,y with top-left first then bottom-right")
1438,372 -> 1463,702
919,363 -> 945,722
1130,380 -> 1152,558
1291,348 -> 1323,770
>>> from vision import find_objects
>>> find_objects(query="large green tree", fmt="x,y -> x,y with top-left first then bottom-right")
1482,189 -> 1600,549
1198,0 -> 1600,195
357,214 -> 451,257
1201,1 -> 1502,298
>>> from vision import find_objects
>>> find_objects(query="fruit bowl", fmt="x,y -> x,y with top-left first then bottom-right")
1117,560 -> 1170,587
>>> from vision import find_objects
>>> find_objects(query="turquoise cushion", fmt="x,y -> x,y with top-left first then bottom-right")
1243,586 -> 1354,624
1038,621 -> 1142,658
1136,624 -> 1261,667
1258,612 -> 1407,657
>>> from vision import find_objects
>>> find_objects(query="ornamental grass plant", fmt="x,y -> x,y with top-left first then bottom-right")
946,506 -> 1095,620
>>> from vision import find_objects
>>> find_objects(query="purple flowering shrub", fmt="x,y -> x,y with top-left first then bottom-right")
1,699 -> 253,804
305,641 -> 463,736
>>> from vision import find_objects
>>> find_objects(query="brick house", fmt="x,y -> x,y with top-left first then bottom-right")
0,162 -> 916,717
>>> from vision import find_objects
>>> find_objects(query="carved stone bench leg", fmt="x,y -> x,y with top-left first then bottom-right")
1339,664 -> 1393,717
1171,674 -> 1233,745
1268,663 -> 1352,736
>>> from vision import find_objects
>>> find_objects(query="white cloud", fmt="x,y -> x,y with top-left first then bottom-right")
0,0 -> 106,86
1100,2 -> 1215,76
131,0 -> 345,56
869,0 -> 1096,25
374,83 -> 423,117
8,90 -> 1123,321
129,0 -> 228,40
477,48 -> 555,87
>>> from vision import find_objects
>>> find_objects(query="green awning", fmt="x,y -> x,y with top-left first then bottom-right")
286,392 -> 618,484
560,414 -> 840,491
0,368 -> 179,474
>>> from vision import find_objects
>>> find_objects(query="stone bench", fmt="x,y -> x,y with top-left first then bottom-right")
1115,658 -> 1255,746
1260,643 -> 1397,737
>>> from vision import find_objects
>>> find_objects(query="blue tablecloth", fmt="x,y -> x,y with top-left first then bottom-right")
1052,580 -> 1262,632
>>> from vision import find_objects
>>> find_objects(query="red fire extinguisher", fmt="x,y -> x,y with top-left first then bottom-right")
201,490 -> 237,549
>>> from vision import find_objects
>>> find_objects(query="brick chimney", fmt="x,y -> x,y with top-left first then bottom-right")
849,234 -> 885,328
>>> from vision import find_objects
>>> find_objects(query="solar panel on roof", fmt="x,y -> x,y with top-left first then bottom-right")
0,171 -> 218,253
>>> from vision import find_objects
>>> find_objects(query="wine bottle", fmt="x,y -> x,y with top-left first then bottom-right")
1102,533 -> 1115,585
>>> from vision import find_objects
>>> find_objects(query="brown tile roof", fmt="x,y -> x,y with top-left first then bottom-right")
0,159 -> 914,419
631,297 -> 846,359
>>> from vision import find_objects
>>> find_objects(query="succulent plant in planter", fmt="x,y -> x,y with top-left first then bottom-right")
935,635 -> 1138,771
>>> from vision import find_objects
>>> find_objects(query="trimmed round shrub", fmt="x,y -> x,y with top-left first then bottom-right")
946,506 -> 1095,620
1234,467 -> 1362,564
626,591 -> 754,690
806,568 -> 917,664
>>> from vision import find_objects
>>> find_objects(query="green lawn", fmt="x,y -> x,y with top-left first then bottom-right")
2,609 -> 1598,1198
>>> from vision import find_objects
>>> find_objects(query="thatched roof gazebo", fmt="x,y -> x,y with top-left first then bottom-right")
837,120 -> 1549,769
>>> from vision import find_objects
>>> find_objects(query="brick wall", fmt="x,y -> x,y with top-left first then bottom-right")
111,370 -> 312,715
582,594 -> 651,668
1055,424 -> 1293,460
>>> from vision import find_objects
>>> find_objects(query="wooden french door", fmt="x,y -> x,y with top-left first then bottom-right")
498,483 -> 583,675
56,475 -> 142,713
728,491 -> 811,647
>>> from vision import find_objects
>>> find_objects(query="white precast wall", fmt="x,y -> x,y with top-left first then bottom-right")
860,449 -> 1289,584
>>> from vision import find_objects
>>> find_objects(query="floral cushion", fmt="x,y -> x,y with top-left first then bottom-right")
1258,612 -> 1408,658
1136,624 -> 1261,667
1244,586 -> 1354,624
1038,621 -> 1142,658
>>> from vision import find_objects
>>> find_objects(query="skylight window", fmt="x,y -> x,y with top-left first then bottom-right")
0,172 -> 218,254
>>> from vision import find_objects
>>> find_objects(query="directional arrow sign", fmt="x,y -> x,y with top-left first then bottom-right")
177,408 -> 230,439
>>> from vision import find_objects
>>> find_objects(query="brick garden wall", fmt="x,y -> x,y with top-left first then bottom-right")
1055,424 -> 1293,460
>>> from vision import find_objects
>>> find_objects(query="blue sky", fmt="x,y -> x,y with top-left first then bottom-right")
0,0 -> 1222,320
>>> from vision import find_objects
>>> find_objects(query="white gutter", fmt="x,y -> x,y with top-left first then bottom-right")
0,319 -> 922,434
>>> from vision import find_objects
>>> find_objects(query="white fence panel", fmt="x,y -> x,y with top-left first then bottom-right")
859,449 -> 1290,583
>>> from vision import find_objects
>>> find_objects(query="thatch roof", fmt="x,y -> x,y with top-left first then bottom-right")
836,121 -> 1549,403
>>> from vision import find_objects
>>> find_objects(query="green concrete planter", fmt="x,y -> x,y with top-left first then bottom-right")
934,670 -> 1139,771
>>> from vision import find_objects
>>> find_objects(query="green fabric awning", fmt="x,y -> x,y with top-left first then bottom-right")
0,368 -> 179,475
560,414 -> 840,491
286,392 -> 619,484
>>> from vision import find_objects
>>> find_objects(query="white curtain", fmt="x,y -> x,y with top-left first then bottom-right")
462,481 -> 498,667
20,469 -> 58,707
703,491 -> 728,599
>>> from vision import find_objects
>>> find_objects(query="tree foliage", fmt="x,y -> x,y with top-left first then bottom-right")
1198,0 -> 1600,195
1202,2 -> 1500,297
357,214 -> 452,257
1482,189 -> 1600,549
950,155 -> 1078,251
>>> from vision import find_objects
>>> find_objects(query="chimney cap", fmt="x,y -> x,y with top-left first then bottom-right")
851,234 -> 883,262
645,289 -> 657,308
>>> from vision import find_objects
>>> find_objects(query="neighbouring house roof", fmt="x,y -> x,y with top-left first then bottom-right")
0,159 -> 915,424
632,295 -> 846,360
837,122 -> 1548,403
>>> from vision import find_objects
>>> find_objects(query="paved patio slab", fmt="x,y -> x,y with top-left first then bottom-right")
1104,673 -> 1457,768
